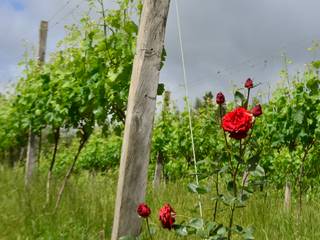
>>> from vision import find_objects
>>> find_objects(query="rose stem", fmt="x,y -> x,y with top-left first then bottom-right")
146,218 -> 153,240
228,139 -> 242,240
245,88 -> 251,109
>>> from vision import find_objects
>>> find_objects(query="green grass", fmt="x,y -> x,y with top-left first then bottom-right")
1,167 -> 320,239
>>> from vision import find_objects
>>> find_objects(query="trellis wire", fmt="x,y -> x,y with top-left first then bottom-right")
175,0 -> 203,218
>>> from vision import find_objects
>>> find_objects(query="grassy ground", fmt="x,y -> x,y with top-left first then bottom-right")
0,167 -> 320,240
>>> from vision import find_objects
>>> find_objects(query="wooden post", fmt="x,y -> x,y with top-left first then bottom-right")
284,180 -> 291,211
111,1 -> 171,239
25,21 -> 48,186
153,91 -> 171,188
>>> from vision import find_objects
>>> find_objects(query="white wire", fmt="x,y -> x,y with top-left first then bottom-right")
175,0 -> 203,219
48,0 -> 73,23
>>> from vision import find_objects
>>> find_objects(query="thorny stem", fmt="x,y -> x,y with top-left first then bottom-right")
228,140 -> 242,240
228,204 -> 236,240
244,87 -> 251,110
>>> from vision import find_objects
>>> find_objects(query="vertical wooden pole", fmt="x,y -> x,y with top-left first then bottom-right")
284,180 -> 291,211
25,21 -> 48,186
38,21 -> 48,66
111,1 -> 171,239
153,91 -> 171,188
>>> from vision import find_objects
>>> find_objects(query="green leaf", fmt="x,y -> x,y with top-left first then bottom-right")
251,165 -> 265,177
242,226 -> 255,240
188,183 -> 209,194
217,226 -> 227,236
188,218 -> 204,230
157,83 -> 165,96
234,91 -> 246,106
221,194 -> 236,206
235,225 -> 244,233
293,110 -> 304,125
149,226 -> 156,235
247,154 -> 260,171
227,181 -> 236,193
175,225 -> 188,236
219,165 -> 229,174
311,60 -> 320,69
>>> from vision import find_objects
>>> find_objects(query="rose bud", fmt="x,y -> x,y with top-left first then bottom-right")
137,203 -> 151,218
159,203 -> 176,230
216,92 -> 225,105
251,104 -> 262,117
245,78 -> 254,89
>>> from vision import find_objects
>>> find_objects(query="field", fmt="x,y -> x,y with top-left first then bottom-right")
1,167 -> 319,240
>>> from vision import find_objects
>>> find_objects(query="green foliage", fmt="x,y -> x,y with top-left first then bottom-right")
257,63 -> 320,188
0,0 -> 139,170
78,130 -> 122,172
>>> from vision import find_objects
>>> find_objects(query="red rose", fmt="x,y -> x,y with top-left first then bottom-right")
159,203 -> 176,230
137,203 -> 151,218
245,78 -> 254,89
222,107 -> 253,139
251,104 -> 262,117
216,92 -> 225,105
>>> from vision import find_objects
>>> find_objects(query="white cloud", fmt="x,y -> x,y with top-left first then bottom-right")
1,0 -> 320,103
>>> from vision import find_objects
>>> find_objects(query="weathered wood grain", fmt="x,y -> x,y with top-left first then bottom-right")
111,1 -> 171,238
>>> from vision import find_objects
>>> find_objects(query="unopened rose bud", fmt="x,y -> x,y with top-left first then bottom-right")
216,92 -> 225,105
245,78 -> 254,89
137,203 -> 151,218
251,104 -> 262,117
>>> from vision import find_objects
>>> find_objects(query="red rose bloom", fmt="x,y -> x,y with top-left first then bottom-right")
137,203 -> 151,218
216,92 -> 225,105
245,78 -> 254,89
251,104 -> 262,117
222,107 -> 253,139
159,203 -> 176,230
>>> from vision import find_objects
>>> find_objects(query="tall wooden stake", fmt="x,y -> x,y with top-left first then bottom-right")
25,21 -> 48,186
111,1 -> 171,239
284,180 -> 291,211
153,91 -> 171,189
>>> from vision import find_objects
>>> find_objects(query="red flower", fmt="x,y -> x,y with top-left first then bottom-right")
245,78 -> 254,89
222,107 -> 253,139
216,92 -> 225,105
251,104 -> 262,117
137,203 -> 151,218
159,203 -> 176,230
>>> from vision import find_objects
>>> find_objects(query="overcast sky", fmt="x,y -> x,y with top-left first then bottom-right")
1,0 -> 320,105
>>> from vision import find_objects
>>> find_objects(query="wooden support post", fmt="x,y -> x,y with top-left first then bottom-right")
25,20 -> 48,186
284,180 -> 291,211
111,1 -> 171,239
153,91 -> 171,188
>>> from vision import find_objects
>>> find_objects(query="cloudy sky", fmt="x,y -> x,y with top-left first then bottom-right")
1,0 -> 320,104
